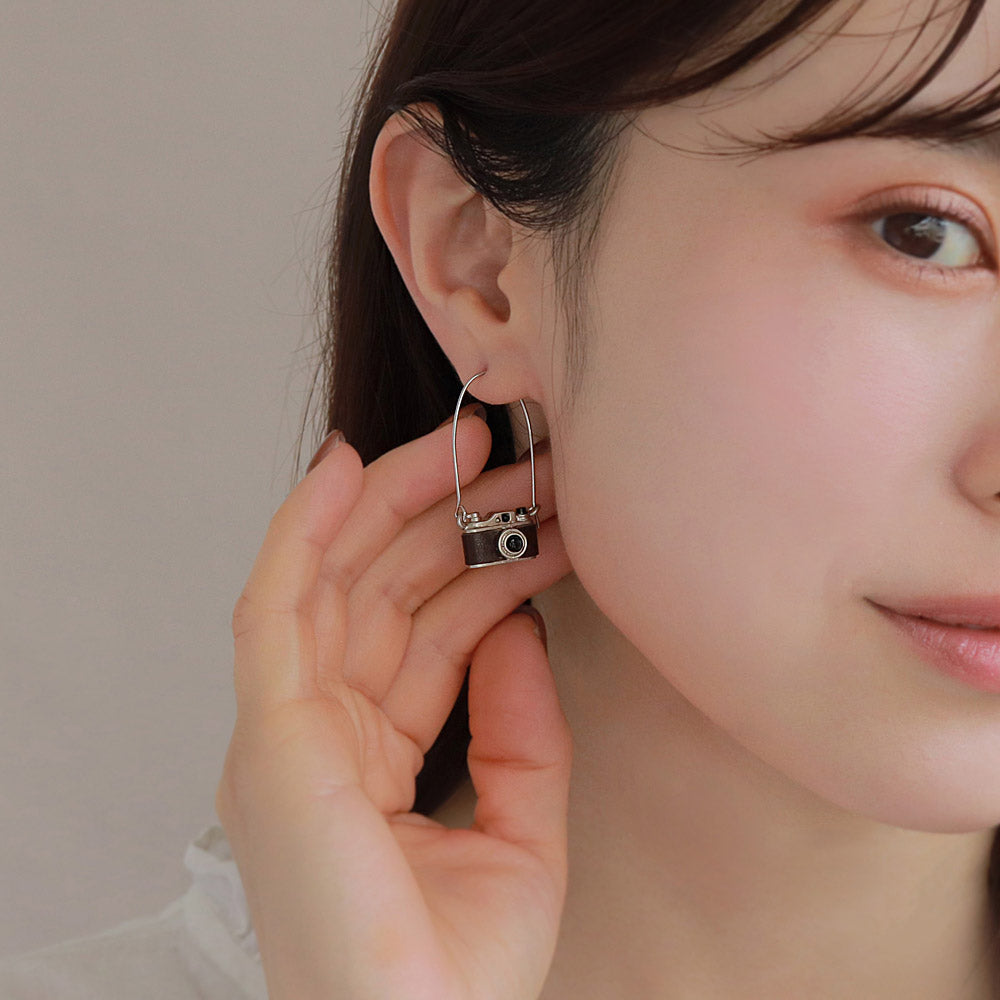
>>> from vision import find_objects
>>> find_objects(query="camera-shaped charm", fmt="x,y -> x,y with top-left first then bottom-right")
451,372 -> 541,570
461,507 -> 539,568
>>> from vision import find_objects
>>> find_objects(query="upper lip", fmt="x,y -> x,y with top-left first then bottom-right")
867,596 -> 1000,628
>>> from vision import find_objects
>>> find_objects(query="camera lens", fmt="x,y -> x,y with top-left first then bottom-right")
498,528 -> 526,558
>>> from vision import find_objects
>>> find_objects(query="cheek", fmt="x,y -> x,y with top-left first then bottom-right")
548,226 -> 1000,830
553,157 -> 955,643
558,249 -> 909,649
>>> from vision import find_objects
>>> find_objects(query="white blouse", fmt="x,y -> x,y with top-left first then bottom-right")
0,824 -> 267,999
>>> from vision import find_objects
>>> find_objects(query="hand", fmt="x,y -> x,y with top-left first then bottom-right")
215,409 -> 573,1000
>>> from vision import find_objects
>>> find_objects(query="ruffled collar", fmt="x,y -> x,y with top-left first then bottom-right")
178,822 -> 267,998
182,823 -> 259,959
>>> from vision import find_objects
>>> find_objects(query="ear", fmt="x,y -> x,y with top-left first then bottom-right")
369,107 -> 547,405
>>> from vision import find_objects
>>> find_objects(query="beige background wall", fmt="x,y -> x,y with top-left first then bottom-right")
1,1 -> 374,955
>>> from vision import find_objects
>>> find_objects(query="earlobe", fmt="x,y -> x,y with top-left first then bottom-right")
369,109 -> 538,401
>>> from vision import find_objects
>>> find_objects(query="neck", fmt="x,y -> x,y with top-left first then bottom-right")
531,574 -> 998,1000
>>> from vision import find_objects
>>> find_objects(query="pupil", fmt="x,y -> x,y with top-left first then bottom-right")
882,213 -> 945,259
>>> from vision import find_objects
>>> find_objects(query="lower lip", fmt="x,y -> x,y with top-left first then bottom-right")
871,602 -> 1000,694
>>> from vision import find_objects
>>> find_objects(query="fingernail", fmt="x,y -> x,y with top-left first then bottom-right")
306,429 -> 345,473
516,437 -> 551,464
513,602 -> 548,649
436,403 -> 487,431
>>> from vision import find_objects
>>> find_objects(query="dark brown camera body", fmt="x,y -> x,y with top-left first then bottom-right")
461,508 -> 539,568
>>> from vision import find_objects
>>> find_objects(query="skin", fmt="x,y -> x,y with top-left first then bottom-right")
536,4 -> 1000,995
217,0 -> 1000,997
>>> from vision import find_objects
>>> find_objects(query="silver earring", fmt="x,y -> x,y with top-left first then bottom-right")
452,370 -> 539,568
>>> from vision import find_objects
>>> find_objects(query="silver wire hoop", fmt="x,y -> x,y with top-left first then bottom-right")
452,370 -> 538,528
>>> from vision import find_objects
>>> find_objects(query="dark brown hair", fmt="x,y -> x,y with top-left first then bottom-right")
294,0 -> 1000,984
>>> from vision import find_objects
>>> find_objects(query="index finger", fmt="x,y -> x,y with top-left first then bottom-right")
230,438 -> 364,718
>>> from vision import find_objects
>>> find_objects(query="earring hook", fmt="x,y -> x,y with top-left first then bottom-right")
452,370 -> 537,527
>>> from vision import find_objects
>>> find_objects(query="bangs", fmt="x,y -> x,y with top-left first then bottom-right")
620,0 -> 1000,155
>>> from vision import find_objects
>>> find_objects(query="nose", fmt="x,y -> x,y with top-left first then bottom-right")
952,422 -> 1000,519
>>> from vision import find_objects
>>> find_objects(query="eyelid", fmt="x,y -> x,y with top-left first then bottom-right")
852,184 -> 997,268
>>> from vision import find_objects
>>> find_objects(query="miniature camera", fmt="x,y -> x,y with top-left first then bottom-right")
461,506 -> 539,568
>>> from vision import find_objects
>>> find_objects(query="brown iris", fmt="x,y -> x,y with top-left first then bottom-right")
879,213 -> 946,259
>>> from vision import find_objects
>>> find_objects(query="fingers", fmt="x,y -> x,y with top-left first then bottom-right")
319,415 -> 492,597
466,612 -> 573,885
380,516 -> 572,751
338,440 -> 558,705
230,441 -> 364,718
311,415 -> 492,681
232,401 -> 570,784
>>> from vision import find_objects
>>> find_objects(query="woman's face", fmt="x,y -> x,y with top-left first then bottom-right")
540,0 -> 1000,832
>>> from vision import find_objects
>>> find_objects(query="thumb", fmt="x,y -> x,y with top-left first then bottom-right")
466,607 -> 572,884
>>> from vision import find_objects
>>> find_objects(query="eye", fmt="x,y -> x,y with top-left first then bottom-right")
858,187 -> 995,276
871,212 -> 981,268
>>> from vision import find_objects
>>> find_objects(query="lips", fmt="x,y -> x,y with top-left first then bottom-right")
867,598 -> 1000,694
867,596 -> 1000,630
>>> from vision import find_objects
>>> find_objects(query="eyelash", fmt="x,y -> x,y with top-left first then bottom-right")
859,187 -> 996,283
